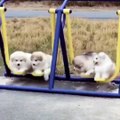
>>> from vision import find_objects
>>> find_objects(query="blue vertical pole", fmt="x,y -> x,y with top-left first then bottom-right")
119,84 -> 120,94
49,11 -> 62,90
49,0 -> 70,89
60,0 -> 69,9
0,0 -> 6,6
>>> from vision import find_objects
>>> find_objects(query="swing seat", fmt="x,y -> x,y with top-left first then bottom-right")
11,70 -> 44,77
94,78 -> 106,82
11,71 -> 44,77
31,71 -> 44,77
93,11 -> 120,83
94,68 -> 119,83
11,71 -> 26,76
0,7 -> 52,78
10,68 -> 51,77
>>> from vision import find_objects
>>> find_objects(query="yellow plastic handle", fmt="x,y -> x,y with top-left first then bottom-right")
49,8 -> 56,50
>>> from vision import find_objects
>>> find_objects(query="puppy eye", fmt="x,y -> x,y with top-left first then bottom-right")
15,59 -> 18,62
78,66 -> 81,69
35,60 -> 37,62
38,59 -> 42,62
20,60 -> 23,62
39,57 -> 43,61
75,65 -> 81,69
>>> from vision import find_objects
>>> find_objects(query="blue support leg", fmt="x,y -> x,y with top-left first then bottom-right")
119,84 -> 120,94
59,21 -> 70,79
60,0 -> 69,9
49,11 -> 62,90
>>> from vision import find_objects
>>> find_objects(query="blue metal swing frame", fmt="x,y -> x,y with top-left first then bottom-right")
0,0 -> 120,98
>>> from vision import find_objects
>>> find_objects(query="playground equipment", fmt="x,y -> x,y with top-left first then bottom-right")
0,0 -> 120,98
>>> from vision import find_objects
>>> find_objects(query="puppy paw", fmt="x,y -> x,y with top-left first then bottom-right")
44,68 -> 51,81
44,75 -> 49,81
85,72 -> 91,76
101,74 -> 110,80
80,73 -> 91,78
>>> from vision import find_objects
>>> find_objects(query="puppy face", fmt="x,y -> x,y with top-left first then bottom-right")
10,51 -> 27,71
31,52 -> 45,70
73,52 -> 97,73
93,52 -> 106,65
73,56 -> 86,72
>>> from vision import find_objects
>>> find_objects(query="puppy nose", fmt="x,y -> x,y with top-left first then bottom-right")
17,63 -> 20,66
33,64 -> 36,66
94,61 -> 98,65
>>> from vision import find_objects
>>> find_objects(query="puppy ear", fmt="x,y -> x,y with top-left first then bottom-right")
23,58 -> 26,62
98,52 -> 106,60
11,58 -> 14,62
75,63 -> 83,69
31,55 -> 34,61
80,63 -> 83,67
39,56 -> 43,61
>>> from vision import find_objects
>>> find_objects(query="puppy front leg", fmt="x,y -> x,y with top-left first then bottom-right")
94,72 -> 101,80
18,68 -> 27,73
85,69 -> 94,76
44,68 -> 51,81
101,73 -> 110,80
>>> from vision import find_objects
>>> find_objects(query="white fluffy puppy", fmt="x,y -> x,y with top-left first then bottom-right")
93,52 -> 115,80
73,52 -> 97,76
10,51 -> 32,74
31,51 -> 52,81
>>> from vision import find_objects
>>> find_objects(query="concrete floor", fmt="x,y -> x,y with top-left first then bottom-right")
0,77 -> 120,120
0,90 -> 120,120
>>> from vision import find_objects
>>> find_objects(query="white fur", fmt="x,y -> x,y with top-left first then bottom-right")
93,52 -> 115,80
31,51 -> 52,81
73,52 -> 96,76
10,51 -> 32,74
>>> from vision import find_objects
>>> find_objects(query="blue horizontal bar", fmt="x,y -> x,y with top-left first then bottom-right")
0,85 -> 119,98
55,75 -> 94,81
5,73 -> 120,84
55,75 -> 120,84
